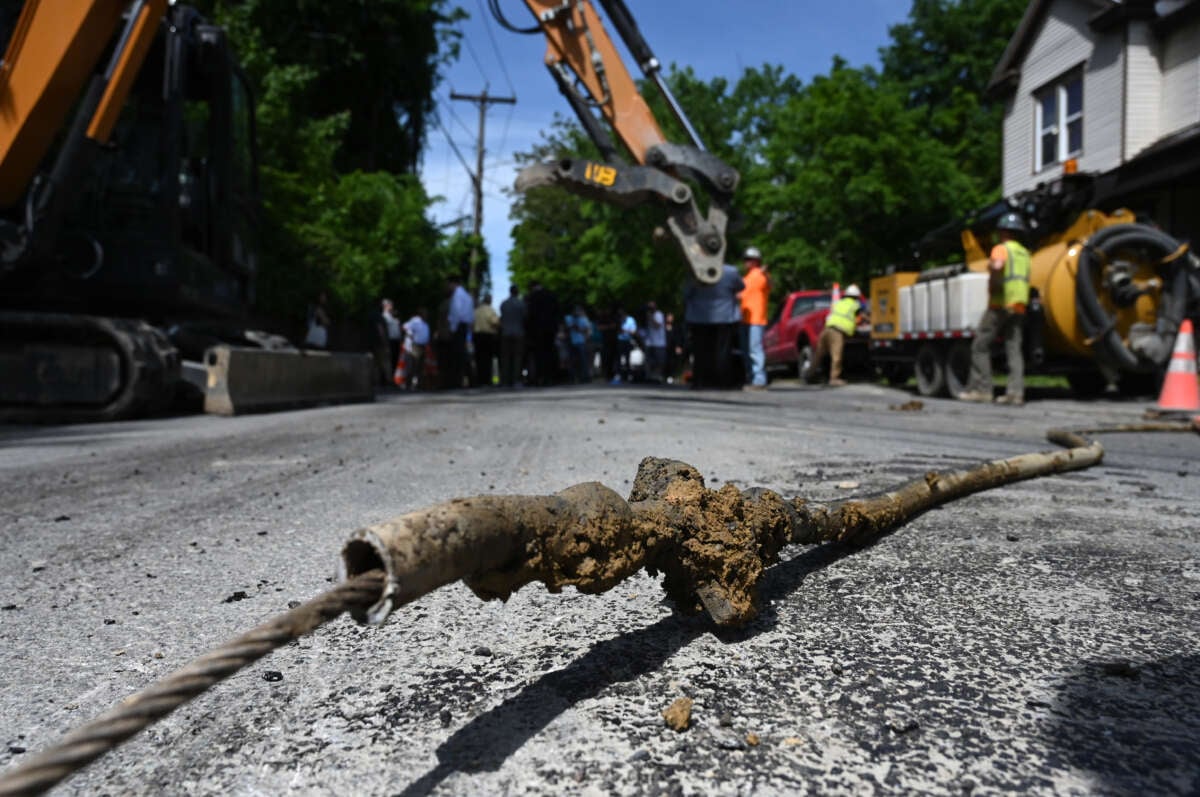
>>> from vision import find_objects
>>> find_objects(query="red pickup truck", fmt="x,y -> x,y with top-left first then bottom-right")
763,289 -> 869,381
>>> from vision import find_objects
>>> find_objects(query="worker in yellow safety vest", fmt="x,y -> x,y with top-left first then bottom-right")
957,212 -> 1031,406
814,284 -> 865,387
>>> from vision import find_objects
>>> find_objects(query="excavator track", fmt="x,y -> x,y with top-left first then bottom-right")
0,311 -> 180,423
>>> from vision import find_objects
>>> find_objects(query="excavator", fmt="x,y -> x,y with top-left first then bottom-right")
1,0 -> 726,422
509,0 -> 739,285
0,0 -> 265,422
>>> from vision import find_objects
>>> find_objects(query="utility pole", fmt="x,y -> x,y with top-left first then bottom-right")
450,88 -> 516,295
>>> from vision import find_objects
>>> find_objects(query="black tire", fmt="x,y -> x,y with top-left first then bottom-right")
880,363 -> 910,385
798,342 -> 819,384
945,341 -> 972,398
914,343 -> 946,397
1066,370 -> 1107,398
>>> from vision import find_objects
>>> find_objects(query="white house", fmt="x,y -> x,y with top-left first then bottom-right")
988,0 -> 1200,240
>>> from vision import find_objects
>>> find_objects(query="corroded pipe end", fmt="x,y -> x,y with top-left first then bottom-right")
338,529 -> 397,625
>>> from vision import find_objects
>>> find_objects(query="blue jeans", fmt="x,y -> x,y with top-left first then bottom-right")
747,324 -> 766,386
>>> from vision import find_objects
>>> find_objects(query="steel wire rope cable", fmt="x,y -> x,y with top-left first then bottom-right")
0,571 -> 386,797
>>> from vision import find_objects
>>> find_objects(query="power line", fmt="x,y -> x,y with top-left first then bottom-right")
431,110 -> 476,184
475,0 -> 517,96
461,34 -> 490,87
440,93 -> 477,140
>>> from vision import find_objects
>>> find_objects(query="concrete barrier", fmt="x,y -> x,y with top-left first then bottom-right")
204,346 -> 375,416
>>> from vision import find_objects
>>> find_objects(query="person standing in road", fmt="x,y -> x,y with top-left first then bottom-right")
473,293 -> 499,386
564,305 -> 593,384
613,306 -> 637,384
739,246 -> 770,390
526,282 -> 561,386
499,285 -> 526,387
304,291 -> 331,349
402,307 -> 430,390
377,298 -> 402,387
814,284 -> 865,387
643,301 -> 668,383
445,276 -> 474,389
684,263 -> 745,389
958,212 -> 1031,406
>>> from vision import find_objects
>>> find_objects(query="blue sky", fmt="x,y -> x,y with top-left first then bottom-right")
420,1 -> 916,302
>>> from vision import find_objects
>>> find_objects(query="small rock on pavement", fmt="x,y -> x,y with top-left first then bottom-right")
262,670 -> 283,682
662,697 -> 693,732
1100,660 -> 1140,679
439,709 -> 452,727
1005,533 -> 1020,542
887,715 -> 920,734
223,591 -> 249,603
473,645 -> 493,657
30,561 -> 46,573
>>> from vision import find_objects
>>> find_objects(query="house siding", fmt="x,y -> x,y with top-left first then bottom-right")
1125,21 -> 1162,160
1160,14 -> 1200,137
1002,0 -> 1125,197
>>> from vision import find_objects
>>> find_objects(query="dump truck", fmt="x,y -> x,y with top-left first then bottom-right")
869,174 -> 1200,398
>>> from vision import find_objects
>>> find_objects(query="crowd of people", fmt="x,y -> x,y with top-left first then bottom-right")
369,280 -> 693,390
355,246 -> 870,392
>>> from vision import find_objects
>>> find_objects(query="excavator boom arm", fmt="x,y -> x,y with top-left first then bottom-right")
517,0 -> 738,284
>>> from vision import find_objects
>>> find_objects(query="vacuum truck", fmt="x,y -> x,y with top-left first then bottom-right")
869,172 -> 1200,398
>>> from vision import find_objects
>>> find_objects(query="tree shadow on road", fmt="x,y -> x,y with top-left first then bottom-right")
396,540 -> 856,796
1041,653 -> 1200,794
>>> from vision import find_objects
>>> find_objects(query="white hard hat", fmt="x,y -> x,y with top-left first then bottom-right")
743,246 -> 762,261
844,284 -> 862,297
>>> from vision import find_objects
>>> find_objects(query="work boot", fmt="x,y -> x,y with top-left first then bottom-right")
994,393 -> 1025,406
956,390 -> 992,402
827,378 -> 848,387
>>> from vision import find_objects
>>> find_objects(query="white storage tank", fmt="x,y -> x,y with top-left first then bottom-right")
899,285 -> 913,334
948,272 -> 990,329
911,281 -> 929,333
927,279 -> 948,331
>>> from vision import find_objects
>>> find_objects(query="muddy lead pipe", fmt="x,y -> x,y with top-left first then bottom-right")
340,429 -> 1106,628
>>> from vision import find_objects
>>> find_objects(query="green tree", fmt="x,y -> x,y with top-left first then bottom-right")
881,0 -> 1028,205
745,60 -> 977,287
201,0 -> 471,332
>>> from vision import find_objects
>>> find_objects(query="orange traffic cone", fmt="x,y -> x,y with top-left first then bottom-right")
831,282 -> 841,302
393,353 -> 407,387
1154,318 -> 1200,414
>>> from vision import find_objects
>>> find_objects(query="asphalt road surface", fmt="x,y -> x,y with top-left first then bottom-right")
1,382 -> 1198,796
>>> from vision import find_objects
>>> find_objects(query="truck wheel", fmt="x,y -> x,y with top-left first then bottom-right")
1066,370 -> 1107,398
798,343 -> 818,384
914,343 -> 946,397
945,341 -> 971,398
880,364 -> 909,385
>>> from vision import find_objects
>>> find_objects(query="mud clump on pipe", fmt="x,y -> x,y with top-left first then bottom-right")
341,432 -> 1106,628
341,458 -> 793,627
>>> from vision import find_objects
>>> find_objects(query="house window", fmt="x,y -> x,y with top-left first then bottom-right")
1034,71 -> 1083,172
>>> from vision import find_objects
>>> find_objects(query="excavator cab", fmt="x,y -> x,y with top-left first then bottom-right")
0,3 -> 261,420
11,6 -> 259,321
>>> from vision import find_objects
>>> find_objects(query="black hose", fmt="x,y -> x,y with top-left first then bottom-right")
1074,223 -> 1192,372
488,0 -> 540,34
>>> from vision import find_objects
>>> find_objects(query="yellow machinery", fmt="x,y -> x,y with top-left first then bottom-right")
0,1 -> 264,421
871,175 -> 1199,396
